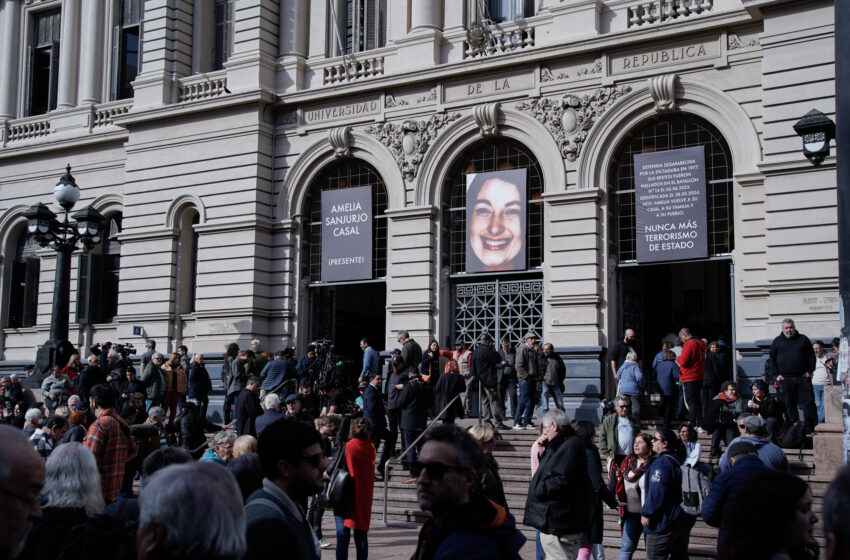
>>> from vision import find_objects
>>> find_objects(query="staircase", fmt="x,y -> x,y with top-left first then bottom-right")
372,419 -> 827,559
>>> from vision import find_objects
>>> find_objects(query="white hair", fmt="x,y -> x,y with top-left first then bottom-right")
264,393 -> 280,411
542,409 -> 570,431
9,374 -> 18,382
67,395 -> 81,409
210,430 -> 236,448
625,350 -> 638,363
42,442 -> 105,516
251,339 -> 261,346
139,462 -> 246,559
25,407 -> 43,423
148,406 -> 166,419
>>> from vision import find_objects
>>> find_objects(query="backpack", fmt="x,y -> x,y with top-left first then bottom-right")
680,462 -> 712,516
776,421 -> 805,456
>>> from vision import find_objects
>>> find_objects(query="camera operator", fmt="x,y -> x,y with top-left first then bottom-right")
297,345 -> 320,386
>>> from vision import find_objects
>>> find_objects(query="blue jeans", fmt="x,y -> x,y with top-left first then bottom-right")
814,383 -> 826,424
334,516 -> 367,560
540,383 -> 565,415
619,512 -> 643,560
403,429 -> 423,476
536,530 -> 543,560
515,380 -> 538,426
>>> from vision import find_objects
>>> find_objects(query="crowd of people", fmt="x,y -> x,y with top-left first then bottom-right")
0,318 -> 846,560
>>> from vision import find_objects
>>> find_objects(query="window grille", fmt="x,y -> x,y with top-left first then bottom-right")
610,116 -> 733,262
453,279 -> 543,347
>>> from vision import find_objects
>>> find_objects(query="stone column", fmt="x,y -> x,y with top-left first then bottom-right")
56,0 -> 81,109
410,0 -> 441,32
280,0 -> 308,57
0,0 -> 21,119
78,0 -> 104,105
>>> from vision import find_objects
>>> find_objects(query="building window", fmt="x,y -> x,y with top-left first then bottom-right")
111,0 -> 143,100
442,139 -> 544,275
329,0 -> 387,56
211,0 -> 234,71
27,9 -> 61,116
302,160 -> 388,282
7,232 -> 40,328
176,211 -> 200,314
610,115 -> 734,262
77,214 -> 121,324
483,0 -> 534,22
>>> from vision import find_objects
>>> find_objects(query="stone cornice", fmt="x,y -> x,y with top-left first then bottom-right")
0,129 -> 128,161
757,157 -> 836,176
192,218 -> 275,235
542,188 -> 604,205
114,90 -> 275,127
384,205 -> 438,220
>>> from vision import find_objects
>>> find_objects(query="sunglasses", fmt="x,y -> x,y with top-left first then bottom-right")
410,461 -> 465,480
618,405 -> 631,409
738,424 -> 746,429
299,452 -> 323,469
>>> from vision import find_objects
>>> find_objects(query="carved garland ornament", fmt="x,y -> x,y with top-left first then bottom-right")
516,85 -> 632,162
365,113 -> 461,181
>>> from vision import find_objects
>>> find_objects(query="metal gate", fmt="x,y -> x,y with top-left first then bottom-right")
453,279 -> 543,346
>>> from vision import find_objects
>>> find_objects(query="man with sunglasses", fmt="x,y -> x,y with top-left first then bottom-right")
717,414 -> 789,473
600,396 -> 640,467
246,418 -> 327,559
412,424 -> 525,559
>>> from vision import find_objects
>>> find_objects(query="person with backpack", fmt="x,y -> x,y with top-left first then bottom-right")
641,428 -> 695,560
718,414 -> 790,473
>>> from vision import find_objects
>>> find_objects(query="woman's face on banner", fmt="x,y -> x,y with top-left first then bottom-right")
469,178 -> 522,270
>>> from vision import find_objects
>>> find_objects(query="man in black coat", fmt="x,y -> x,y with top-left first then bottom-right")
498,339 -> 518,419
236,376 -> 262,437
769,318 -> 817,433
524,409 -> 591,558
398,330 -> 423,372
399,370 -> 432,482
471,333 -> 506,429
362,372 -> 387,471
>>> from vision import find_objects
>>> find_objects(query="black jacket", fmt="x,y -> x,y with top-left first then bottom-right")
401,339 -> 423,372
399,376 -> 432,431
470,343 -> 501,388
434,371 -> 465,421
524,427 -> 591,536
236,389 -> 261,437
769,331 -> 816,378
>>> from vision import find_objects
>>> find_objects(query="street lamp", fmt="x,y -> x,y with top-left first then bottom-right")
23,165 -> 104,377
793,109 -> 836,166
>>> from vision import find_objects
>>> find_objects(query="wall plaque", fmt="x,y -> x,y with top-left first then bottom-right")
444,70 -> 534,103
610,37 -> 719,75
302,97 -> 381,126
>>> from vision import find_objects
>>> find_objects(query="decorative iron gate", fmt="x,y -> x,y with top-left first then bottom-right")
453,279 -> 543,346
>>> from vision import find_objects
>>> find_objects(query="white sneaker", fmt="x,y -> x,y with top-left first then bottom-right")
319,539 -> 331,549
696,427 -> 706,434
512,424 -> 525,430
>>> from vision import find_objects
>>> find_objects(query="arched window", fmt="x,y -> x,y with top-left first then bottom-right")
301,159 -> 388,282
609,115 -> 734,262
176,210 -> 200,315
77,213 -> 121,324
6,229 -> 40,328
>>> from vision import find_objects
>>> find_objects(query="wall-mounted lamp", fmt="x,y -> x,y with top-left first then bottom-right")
793,109 -> 836,166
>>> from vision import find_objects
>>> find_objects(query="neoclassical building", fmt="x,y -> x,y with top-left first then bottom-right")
0,0 -> 837,418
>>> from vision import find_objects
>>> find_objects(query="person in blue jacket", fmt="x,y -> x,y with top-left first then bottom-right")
641,428 -> 696,560
617,351 -> 646,424
655,350 -> 680,430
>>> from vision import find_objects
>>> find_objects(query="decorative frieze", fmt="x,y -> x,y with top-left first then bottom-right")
365,113 -> 461,181
648,74 -> 678,112
473,103 -> 500,137
728,33 -> 759,50
516,86 -> 632,162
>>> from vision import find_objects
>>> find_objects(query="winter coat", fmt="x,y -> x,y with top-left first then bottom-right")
705,393 -> 747,432
599,413 -> 640,460
434,371 -> 465,421
187,363 -> 213,400
41,374 -> 72,402
655,360 -> 680,397
225,358 -> 248,396
342,437 -> 376,531
769,331 -> 816,378
141,363 -> 165,401
676,338 -> 706,383
582,445 -> 618,544
543,354 -> 566,387
515,344 -> 539,381
701,454 -> 767,547
718,435 -> 790,473
616,361 -> 645,396
161,363 -> 188,395
362,383 -> 386,431
470,343 -> 501,388
401,339 -> 423,372
399,377 -> 432,431
641,451 -> 685,533
475,454 -> 508,509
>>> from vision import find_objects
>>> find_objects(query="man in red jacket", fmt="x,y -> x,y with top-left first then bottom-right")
676,327 -> 707,430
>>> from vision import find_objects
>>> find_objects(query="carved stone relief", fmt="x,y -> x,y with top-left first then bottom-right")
648,74 -> 678,112
727,33 -> 759,50
516,86 -> 632,162
473,103 -> 500,137
365,113 -> 461,181
328,126 -> 351,158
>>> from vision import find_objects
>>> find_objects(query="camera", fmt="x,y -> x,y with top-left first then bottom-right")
311,339 -> 334,355
114,343 -> 137,358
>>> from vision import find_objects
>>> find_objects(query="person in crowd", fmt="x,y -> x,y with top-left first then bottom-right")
399,368 -> 433,483
398,330 -> 423,372
256,393 -> 286,437
610,329 -> 639,388
468,423 -> 508,509
83,384 -> 137,503
412,424 -> 525,559
145,406 -> 169,449
617,351 -> 646,424
61,409 -> 88,443
471,332 -> 507,429
718,414 -> 789,472
236,376 -> 262,437
178,401 -> 206,458
655,350 -> 680,430
701,441 -> 768,552
703,339 -> 732,417
140,339 -> 156,367
284,394 -> 315,424
615,432 -> 654,560
175,344 -> 191,373
600,396 -> 640,467
221,343 -> 241,424
23,406 -> 44,437
539,342 -> 566,417
259,348 -> 297,401
136,462 -> 246,560
676,327 -> 707,431
141,352 -> 166,411
60,353 -> 82,385
651,341 -> 673,373
161,352 -> 187,427
233,435 -> 258,458
515,332 -> 541,430
250,339 -> 271,376
823,466 -> 850,560
747,379 -> 784,440
201,429 -> 237,466
29,414 -> 68,460
335,417 -> 376,560
362,371 -> 386,470
641,428 -> 695,560
769,318 -> 817,434
359,338 -> 380,383
719,469 -> 819,560
677,424 -> 701,467
228,452 -> 263,504
77,354 -> 106,404
298,382 -> 321,418
308,415 -> 340,549
187,352 -> 213,421
379,356 -> 407,474
705,381 -> 747,458
0,425 -> 47,560
19,441 -> 105,560
40,366 -> 71,415
246,418 -> 328,559
499,338 -> 518,419
525,409 -> 590,558
419,339 -> 447,386
434,358 -> 465,425
119,366 -> 144,411
4,401 -> 26,429
574,420 -> 618,560
812,339 -> 836,425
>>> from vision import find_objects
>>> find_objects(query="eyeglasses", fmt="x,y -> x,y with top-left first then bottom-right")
650,436 -> 661,442
299,452 -> 323,469
0,486 -> 41,509
618,405 -> 631,409
738,424 -> 746,429
410,461 -> 465,480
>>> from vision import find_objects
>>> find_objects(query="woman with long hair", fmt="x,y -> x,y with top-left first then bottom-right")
21,442 -> 105,559
719,469 -> 819,560
468,423 -> 508,508
61,353 -> 82,384
434,359 -> 466,424
615,432 -> 654,560
161,351 -> 188,427
335,417 -> 376,560
420,339 -> 450,386
573,420 -> 617,560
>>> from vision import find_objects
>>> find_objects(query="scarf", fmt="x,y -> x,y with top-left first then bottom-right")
622,454 -> 651,483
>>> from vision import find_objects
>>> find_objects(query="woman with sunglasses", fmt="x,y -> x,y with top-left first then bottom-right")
641,429 -> 695,560
614,432 -> 654,560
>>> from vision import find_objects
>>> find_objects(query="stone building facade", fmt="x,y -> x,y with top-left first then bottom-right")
0,0 -> 837,419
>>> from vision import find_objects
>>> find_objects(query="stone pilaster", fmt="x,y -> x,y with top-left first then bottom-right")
0,0 -> 21,119
78,0 -> 104,105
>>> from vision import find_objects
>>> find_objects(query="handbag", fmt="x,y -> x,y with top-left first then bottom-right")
319,443 -> 353,508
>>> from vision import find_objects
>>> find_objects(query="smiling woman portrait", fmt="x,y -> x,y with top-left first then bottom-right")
465,168 -> 527,272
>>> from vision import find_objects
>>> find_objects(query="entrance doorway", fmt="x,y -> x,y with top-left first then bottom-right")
618,259 -> 732,369
309,282 -> 387,360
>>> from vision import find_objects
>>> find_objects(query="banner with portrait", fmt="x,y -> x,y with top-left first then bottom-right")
465,169 -> 527,273
321,186 -> 373,282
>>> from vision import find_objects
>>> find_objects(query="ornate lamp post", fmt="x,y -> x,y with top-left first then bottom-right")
23,165 -> 104,376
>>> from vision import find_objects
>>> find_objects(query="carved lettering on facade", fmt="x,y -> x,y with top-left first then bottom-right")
444,71 -> 534,102
610,39 -> 718,75
365,113 -> 461,181
302,99 -> 381,125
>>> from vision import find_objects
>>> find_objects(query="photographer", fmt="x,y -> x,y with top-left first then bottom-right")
297,345 -> 320,386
